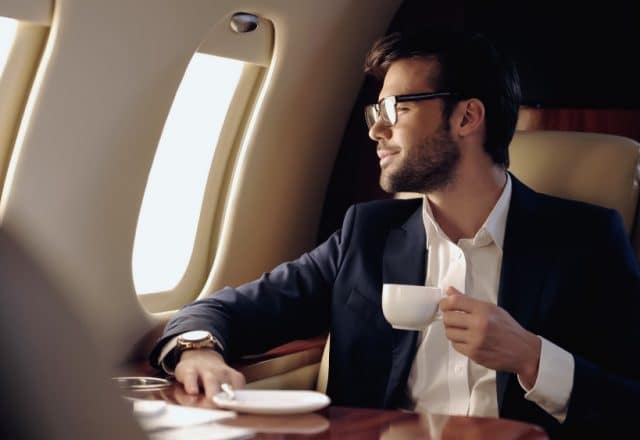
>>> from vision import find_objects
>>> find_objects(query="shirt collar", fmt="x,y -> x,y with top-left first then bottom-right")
482,173 -> 511,250
422,173 -> 512,250
422,196 -> 444,248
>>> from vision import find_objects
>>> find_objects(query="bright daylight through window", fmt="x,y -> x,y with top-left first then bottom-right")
0,17 -> 17,77
133,53 -> 243,295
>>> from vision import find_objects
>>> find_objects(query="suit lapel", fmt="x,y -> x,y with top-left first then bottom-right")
382,207 -> 427,284
382,205 -> 427,407
496,175 -> 550,411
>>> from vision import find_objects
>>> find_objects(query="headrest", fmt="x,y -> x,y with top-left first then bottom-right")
509,130 -> 640,234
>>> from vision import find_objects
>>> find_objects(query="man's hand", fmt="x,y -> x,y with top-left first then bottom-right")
174,349 -> 246,398
439,287 -> 541,388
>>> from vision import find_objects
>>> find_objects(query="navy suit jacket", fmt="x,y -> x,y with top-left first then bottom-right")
152,175 -> 640,437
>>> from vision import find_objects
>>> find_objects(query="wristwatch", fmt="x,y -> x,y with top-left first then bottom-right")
175,330 -> 218,356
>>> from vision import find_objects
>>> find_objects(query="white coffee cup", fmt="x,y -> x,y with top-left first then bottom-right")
381,284 -> 443,330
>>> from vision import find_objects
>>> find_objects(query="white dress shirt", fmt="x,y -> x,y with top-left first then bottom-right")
406,174 -> 574,422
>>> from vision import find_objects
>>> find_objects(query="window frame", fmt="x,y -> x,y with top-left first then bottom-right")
0,20 -> 49,199
137,62 -> 267,313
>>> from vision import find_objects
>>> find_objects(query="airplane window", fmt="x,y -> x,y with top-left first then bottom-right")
133,53 -> 244,295
0,17 -> 17,77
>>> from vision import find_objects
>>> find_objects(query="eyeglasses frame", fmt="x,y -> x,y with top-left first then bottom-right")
364,91 -> 457,129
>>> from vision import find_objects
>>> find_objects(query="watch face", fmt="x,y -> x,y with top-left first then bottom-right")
181,330 -> 211,342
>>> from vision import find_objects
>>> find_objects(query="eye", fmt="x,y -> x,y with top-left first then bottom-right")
396,106 -> 410,112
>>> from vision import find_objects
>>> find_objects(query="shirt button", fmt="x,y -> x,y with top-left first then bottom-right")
455,364 -> 465,374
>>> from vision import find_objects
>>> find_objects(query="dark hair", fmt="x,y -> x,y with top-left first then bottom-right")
364,30 -> 520,167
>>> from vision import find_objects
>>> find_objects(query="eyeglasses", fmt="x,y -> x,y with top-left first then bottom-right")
364,91 -> 455,129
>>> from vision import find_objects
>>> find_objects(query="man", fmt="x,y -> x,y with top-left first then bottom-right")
151,30 -> 640,436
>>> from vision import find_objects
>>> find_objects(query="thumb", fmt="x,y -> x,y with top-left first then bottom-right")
445,286 -> 463,296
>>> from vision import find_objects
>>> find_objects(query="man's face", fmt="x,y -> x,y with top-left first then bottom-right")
369,57 -> 460,194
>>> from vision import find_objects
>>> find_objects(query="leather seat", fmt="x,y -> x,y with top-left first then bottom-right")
509,130 -> 640,240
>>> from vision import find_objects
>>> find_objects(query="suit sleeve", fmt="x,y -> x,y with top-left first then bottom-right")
562,209 -> 640,434
149,205 -> 358,367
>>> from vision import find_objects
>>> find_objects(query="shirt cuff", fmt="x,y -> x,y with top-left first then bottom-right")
517,336 -> 574,423
158,335 -> 181,375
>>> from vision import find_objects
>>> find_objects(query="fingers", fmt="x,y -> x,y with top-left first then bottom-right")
439,288 -> 476,313
174,349 -> 245,398
177,367 -> 200,395
200,370 -> 221,398
228,370 -> 246,390
200,369 -> 246,398
443,327 -> 468,344
442,308 -> 469,329
173,385 -> 204,407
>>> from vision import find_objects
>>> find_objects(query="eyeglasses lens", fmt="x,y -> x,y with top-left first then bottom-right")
364,105 -> 379,129
381,97 -> 396,126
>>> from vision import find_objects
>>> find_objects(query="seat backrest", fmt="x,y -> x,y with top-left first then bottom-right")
317,130 -> 640,393
509,130 -> 640,238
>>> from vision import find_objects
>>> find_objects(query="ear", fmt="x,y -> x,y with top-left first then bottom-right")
452,98 -> 485,137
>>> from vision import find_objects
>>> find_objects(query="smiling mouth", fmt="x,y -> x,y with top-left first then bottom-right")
378,149 -> 399,167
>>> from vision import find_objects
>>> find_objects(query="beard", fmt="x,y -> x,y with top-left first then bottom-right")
379,126 -> 460,194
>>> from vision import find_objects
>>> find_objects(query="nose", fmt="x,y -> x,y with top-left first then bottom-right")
368,118 -> 391,142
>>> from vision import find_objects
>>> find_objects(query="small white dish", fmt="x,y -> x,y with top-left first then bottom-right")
213,389 -> 330,415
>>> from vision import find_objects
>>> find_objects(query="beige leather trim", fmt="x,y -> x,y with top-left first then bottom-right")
236,346 -> 323,384
316,336 -> 330,393
245,363 -> 320,391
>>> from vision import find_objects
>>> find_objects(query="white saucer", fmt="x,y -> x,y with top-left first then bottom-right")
213,390 -> 330,415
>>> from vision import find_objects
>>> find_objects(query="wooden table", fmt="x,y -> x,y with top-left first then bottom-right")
122,379 -> 548,439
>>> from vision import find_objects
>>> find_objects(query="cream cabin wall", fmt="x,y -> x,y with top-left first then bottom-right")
0,0 -> 401,365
